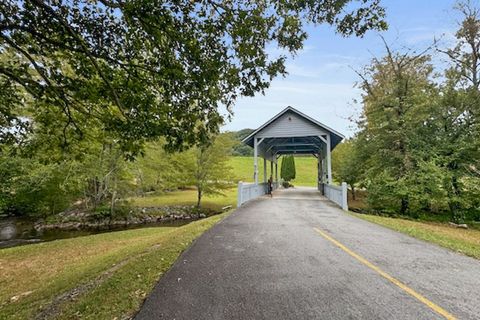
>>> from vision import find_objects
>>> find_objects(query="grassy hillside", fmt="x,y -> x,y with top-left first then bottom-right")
229,156 -> 318,186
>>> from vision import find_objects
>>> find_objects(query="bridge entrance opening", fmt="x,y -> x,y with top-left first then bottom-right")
237,106 -> 348,210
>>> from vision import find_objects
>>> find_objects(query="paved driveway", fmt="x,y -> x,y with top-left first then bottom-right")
135,187 -> 480,320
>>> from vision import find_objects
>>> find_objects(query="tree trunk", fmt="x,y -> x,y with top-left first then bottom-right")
196,188 -> 202,209
110,189 -> 116,216
351,185 -> 356,200
110,171 -> 117,217
400,197 -> 409,215
449,175 -> 463,223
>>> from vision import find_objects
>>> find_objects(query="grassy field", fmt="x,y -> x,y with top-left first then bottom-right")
0,212 -> 229,319
353,213 -> 480,259
130,187 -> 238,210
229,156 -> 317,186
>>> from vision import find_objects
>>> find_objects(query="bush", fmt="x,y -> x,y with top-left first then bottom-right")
91,205 -> 131,221
283,181 -> 296,188
280,155 -> 296,182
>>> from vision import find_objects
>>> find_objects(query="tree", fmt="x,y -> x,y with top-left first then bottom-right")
355,41 -> 438,215
0,148 -> 86,217
440,1 -> 480,90
353,2 -> 480,222
176,134 -> 234,208
332,139 -> 362,200
0,0 -> 386,156
81,141 -> 133,213
0,124 -> 139,217
130,140 -> 183,194
431,0 -> 480,222
281,155 -> 296,182
291,156 -> 296,181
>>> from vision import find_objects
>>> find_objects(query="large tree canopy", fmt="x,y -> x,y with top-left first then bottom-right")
0,0 -> 386,156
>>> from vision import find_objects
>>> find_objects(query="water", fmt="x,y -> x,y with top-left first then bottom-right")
0,216 -> 189,249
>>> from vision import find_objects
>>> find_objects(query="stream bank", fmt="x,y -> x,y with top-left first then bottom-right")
0,205 -> 222,249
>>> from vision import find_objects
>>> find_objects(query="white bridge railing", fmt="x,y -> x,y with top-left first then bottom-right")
237,182 -> 267,207
237,180 -> 347,211
237,181 -> 279,206
324,182 -> 348,211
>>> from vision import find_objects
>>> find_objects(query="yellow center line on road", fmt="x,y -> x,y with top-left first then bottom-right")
313,227 -> 457,320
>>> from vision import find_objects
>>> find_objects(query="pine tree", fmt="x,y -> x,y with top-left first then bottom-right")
291,156 -> 297,181
281,155 -> 296,182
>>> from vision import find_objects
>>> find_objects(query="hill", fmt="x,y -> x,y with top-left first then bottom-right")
224,129 -> 255,156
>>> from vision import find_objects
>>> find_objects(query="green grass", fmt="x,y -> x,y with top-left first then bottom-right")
290,157 -> 319,186
130,188 -> 237,210
229,156 -> 317,186
352,213 -> 480,259
0,213 -> 229,319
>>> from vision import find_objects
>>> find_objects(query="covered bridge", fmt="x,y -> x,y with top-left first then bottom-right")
237,106 -> 348,210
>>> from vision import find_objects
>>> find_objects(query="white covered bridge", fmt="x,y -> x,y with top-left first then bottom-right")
237,106 -> 348,210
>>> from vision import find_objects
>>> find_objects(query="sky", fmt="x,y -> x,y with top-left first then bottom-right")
222,0 -> 463,137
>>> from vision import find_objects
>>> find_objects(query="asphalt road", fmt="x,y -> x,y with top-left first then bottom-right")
135,187 -> 480,320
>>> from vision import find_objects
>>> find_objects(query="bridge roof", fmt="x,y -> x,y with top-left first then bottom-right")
242,106 -> 344,159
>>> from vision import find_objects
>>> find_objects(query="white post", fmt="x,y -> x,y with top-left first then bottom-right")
321,157 -> 325,183
270,160 -> 273,179
237,181 -> 243,207
321,152 -> 326,185
317,152 -> 320,191
263,158 -> 267,183
341,182 -> 348,211
326,134 -> 332,184
254,138 -> 258,185
275,162 -> 278,185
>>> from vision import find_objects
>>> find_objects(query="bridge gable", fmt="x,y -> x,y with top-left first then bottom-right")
255,110 -> 327,138
242,106 -> 344,150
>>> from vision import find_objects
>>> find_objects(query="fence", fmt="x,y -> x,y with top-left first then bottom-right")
324,182 -> 348,211
237,181 -> 347,210
237,181 -> 279,206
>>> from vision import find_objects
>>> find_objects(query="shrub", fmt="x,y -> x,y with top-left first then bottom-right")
280,155 -> 296,182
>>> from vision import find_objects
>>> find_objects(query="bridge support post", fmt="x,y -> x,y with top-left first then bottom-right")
237,181 -> 243,207
263,158 -> 267,183
253,137 -> 265,185
254,138 -> 258,184
341,182 -> 348,211
275,162 -> 278,185
317,152 -> 322,192
270,160 -> 273,180
327,135 -> 332,184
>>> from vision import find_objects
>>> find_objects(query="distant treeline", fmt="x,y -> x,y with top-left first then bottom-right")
225,129 -> 255,157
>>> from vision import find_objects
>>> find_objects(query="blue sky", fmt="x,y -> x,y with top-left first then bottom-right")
222,0 -> 462,137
